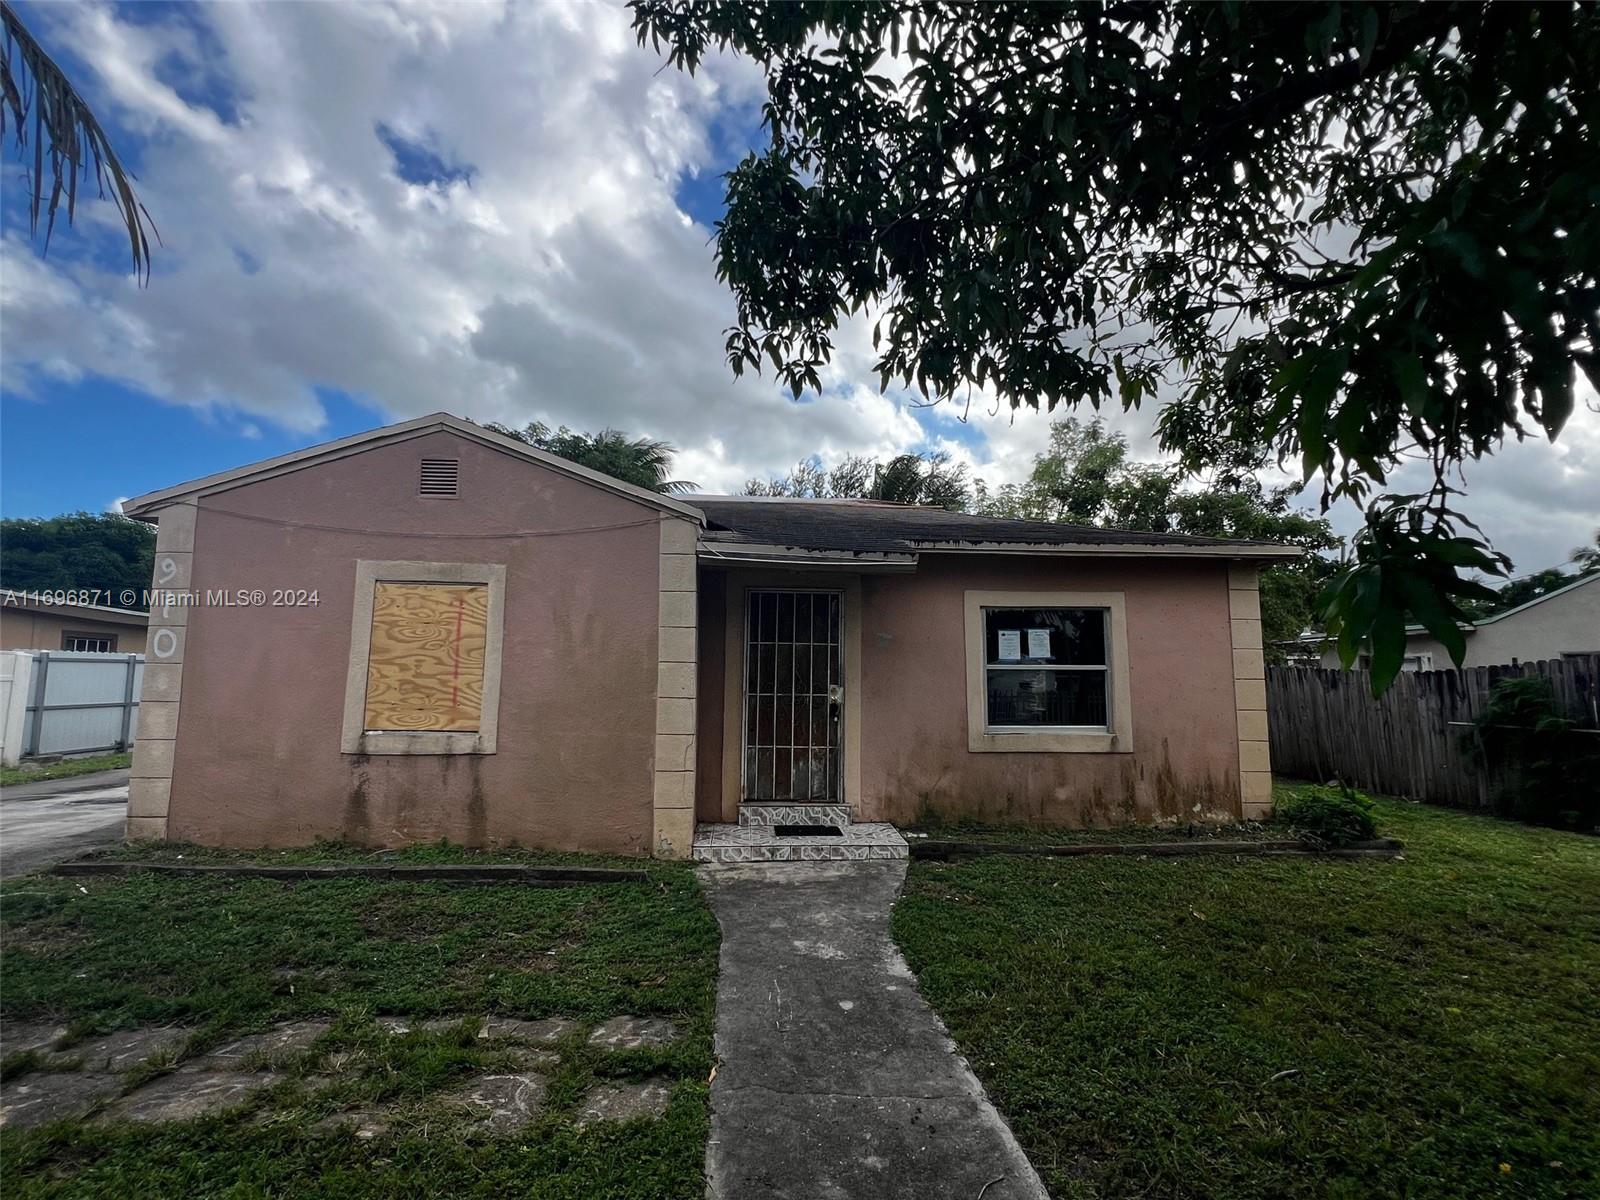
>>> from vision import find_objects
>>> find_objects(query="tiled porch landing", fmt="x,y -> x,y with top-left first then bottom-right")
692,804 -> 908,863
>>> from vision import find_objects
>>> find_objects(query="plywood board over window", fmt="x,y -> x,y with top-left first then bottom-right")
364,583 -> 488,731
341,561 -> 506,756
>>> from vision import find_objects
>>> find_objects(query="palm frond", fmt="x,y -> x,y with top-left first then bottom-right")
1,1 -> 156,280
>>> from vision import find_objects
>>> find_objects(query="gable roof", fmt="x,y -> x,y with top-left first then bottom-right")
690,497 -> 1299,560
1278,570 -> 1599,646
0,589 -> 149,624
120,413 -> 705,522
1473,570 -> 1598,625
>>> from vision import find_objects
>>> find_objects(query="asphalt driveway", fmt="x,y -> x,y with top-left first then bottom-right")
0,769 -> 129,879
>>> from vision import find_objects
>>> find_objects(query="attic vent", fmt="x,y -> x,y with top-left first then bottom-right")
419,458 -> 459,497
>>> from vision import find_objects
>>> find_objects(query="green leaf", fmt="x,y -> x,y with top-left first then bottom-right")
1387,352 -> 1430,419
1396,571 -> 1468,666
1367,607 -> 1409,696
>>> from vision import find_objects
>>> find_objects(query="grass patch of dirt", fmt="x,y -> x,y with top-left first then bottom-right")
0,754 -> 130,788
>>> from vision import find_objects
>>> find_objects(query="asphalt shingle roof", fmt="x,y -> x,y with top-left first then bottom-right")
690,498 -> 1284,556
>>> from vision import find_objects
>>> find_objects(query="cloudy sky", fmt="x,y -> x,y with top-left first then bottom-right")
2,0 -> 1596,578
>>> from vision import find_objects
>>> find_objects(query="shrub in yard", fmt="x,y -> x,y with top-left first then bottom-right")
1465,675 -> 1600,831
1278,783 -> 1377,846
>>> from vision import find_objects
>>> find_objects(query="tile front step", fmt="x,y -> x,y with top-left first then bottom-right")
693,822 -> 908,863
736,804 -> 853,828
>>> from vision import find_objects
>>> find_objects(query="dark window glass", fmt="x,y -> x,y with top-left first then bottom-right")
985,669 -> 1109,728
982,607 -> 1110,729
983,608 -> 1105,665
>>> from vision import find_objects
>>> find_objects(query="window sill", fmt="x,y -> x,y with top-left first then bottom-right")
345,731 -> 495,756
968,728 -> 1126,754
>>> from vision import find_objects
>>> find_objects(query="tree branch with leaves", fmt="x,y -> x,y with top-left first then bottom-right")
631,0 -> 1600,692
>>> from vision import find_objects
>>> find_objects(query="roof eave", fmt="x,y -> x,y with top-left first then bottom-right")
697,543 -> 919,573
121,413 -> 706,524
0,591 -> 149,623
912,541 -> 1302,560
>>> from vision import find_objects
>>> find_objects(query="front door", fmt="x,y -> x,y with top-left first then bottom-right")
742,589 -> 842,802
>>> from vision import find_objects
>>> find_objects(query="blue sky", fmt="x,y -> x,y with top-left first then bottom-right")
2,1 -> 1595,573
1,0 -> 1000,519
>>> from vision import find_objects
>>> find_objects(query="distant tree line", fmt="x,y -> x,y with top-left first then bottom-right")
1,512 -> 155,605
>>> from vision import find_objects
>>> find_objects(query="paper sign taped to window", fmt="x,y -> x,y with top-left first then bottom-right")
1027,628 -> 1052,659
996,629 -> 1022,661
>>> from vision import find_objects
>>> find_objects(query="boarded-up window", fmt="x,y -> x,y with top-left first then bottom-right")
363,583 -> 489,731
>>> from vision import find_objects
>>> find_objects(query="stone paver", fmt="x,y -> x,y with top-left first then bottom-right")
586,1016 -> 678,1050
378,1015 -> 476,1037
1,1022 -> 68,1057
201,1020 -> 330,1067
70,1026 -> 192,1072
575,1078 -> 672,1127
0,1072 -> 122,1129
100,1069 -> 281,1124
700,860 -> 1049,1200
313,1107 -> 393,1139
478,1017 -> 576,1045
448,1071 -> 547,1133
496,1046 -> 560,1071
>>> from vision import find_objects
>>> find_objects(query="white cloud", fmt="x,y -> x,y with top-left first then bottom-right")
1,0 -> 1594,572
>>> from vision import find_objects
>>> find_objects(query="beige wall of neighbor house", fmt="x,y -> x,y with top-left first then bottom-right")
143,430 -> 670,855
1312,573 -> 1600,670
695,555 -> 1247,828
0,596 -> 149,654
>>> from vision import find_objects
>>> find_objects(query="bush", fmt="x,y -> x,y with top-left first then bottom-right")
1279,784 -> 1378,846
1465,675 -> 1600,831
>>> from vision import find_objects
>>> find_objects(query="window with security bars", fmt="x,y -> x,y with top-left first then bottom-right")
983,607 -> 1110,729
743,590 -> 841,801
62,633 -> 116,653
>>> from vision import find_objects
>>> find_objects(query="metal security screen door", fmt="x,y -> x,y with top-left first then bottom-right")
743,590 -> 843,801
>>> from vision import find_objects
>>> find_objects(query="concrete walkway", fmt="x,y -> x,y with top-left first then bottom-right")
701,861 -> 1048,1200
0,770 -> 129,879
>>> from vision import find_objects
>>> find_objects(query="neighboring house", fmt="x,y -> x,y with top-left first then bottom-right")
0,590 -> 150,654
118,413 -> 1298,858
1289,573 -> 1600,671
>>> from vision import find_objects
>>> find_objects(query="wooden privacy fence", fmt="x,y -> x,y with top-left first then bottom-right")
1266,657 -> 1600,809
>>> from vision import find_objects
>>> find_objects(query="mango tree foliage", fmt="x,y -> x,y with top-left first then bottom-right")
631,0 -> 1600,692
746,449 -> 971,509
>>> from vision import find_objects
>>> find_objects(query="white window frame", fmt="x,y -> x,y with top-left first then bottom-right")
964,590 -> 1132,753
340,560 -> 507,755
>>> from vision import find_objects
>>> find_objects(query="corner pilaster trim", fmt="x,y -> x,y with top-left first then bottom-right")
128,501 -> 198,841
1228,564 -> 1272,820
652,517 -> 699,857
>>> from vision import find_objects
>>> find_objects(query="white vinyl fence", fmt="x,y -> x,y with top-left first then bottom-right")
0,650 -> 143,767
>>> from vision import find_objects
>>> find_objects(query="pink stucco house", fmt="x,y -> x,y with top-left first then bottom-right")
119,413 -> 1294,860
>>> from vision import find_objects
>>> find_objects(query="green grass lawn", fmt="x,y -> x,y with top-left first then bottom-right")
893,786 -> 1600,1199
1,858 -> 718,1198
0,754 -> 130,788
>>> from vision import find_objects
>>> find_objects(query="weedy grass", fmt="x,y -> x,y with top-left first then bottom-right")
893,785 -> 1600,1199
0,859 -> 718,1198
0,754 -> 130,788
904,816 -> 1291,846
